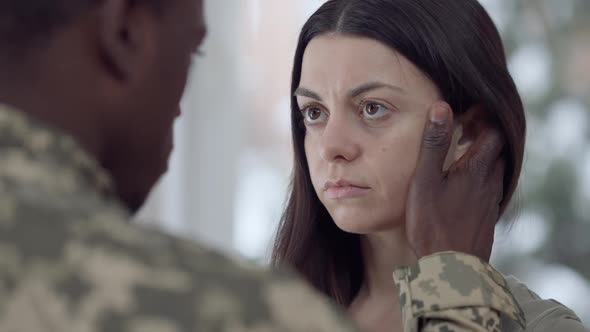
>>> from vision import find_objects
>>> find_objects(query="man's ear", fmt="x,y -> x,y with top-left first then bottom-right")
442,105 -> 488,170
96,0 -> 158,81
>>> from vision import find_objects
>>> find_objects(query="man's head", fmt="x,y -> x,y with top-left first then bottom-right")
0,0 -> 206,211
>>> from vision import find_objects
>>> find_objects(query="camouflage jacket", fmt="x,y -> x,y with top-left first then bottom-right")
394,253 -> 587,331
0,104 -> 586,332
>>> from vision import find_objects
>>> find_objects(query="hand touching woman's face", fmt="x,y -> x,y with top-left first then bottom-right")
297,34 -> 462,234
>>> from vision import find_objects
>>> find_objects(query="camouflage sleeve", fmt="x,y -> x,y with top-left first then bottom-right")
393,252 -> 526,332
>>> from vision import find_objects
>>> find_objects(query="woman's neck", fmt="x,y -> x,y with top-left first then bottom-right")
360,225 -> 418,297
348,226 -> 417,332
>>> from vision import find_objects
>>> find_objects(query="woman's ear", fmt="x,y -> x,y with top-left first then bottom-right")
443,105 -> 487,170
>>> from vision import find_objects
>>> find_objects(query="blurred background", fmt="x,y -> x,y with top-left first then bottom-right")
136,0 -> 590,323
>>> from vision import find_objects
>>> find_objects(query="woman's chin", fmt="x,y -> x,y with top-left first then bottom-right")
331,213 -> 405,235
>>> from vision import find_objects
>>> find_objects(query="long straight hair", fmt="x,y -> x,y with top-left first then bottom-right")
273,0 -> 525,307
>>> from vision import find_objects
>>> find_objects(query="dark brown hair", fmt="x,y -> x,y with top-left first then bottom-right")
272,0 -> 526,307
0,0 -> 166,60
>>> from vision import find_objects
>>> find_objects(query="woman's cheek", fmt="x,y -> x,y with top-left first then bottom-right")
377,128 -> 424,196
304,135 -> 323,195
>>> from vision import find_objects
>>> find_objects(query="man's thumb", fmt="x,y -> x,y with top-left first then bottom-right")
414,102 -> 453,185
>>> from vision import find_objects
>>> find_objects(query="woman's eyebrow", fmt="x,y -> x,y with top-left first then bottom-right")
294,82 -> 404,100
293,87 -> 322,101
348,81 -> 405,97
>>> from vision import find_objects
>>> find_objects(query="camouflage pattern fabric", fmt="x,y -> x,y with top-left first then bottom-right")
0,104 -> 358,332
393,252 -> 526,332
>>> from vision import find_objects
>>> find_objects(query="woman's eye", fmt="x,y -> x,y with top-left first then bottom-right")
302,107 -> 328,124
362,102 -> 390,119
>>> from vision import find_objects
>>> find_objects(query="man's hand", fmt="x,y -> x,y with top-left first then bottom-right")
405,102 -> 505,262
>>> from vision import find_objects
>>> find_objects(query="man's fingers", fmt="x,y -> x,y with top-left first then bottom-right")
464,126 -> 505,180
491,157 -> 508,214
491,157 -> 505,203
413,102 -> 454,187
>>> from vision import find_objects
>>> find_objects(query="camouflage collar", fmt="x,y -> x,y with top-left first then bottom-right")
0,103 -> 116,200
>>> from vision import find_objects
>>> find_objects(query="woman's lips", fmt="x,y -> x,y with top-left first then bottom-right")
324,180 -> 370,199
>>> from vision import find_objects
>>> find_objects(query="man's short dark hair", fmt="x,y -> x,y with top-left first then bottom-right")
0,0 -> 163,60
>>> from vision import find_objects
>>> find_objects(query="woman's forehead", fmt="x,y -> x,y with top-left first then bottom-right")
299,34 -> 439,100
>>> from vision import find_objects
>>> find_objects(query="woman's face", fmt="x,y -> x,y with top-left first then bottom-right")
297,34 -> 448,234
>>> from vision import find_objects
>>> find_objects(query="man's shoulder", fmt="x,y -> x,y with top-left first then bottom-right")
74,219 -> 357,331
0,200 -> 356,332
